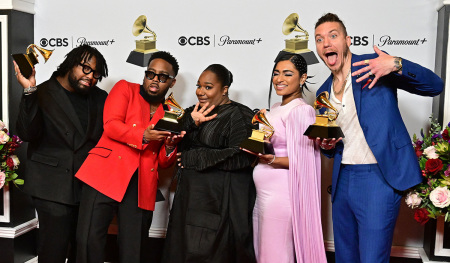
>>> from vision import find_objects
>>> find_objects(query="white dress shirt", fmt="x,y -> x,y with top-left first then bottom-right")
330,76 -> 377,164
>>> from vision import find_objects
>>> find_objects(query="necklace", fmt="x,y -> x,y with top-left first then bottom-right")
333,68 -> 351,95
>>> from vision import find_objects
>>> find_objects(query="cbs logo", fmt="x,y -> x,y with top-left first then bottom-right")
178,36 -> 211,46
40,38 -> 69,48
350,36 -> 369,46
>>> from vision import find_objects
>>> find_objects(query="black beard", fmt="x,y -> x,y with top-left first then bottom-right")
68,71 -> 91,96
140,85 -> 169,103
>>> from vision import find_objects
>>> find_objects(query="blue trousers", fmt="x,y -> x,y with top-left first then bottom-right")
332,164 -> 402,263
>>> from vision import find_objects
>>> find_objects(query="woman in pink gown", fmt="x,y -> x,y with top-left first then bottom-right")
252,52 -> 327,263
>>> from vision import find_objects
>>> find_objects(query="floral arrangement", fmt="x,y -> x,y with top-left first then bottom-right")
407,117 -> 450,225
0,120 -> 23,189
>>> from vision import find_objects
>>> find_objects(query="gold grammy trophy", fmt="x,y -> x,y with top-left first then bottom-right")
126,15 -> 158,67
282,13 -> 318,65
12,44 -> 54,78
239,110 -> 275,155
154,93 -> 185,134
304,91 -> 345,139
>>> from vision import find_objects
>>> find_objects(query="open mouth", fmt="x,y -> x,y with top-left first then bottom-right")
148,85 -> 159,93
79,79 -> 92,87
325,51 -> 338,66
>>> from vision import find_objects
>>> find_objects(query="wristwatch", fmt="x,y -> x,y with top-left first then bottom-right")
394,57 -> 403,72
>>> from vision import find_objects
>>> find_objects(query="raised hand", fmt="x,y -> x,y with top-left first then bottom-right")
352,46 -> 400,89
191,102 -> 217,126
13,60 -> 36,89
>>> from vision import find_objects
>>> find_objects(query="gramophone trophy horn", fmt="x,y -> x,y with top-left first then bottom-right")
154,93 -> 184,134
12,44 -> 54,78
281,13 -> 318,65
282,13 -> 309,38
126,15 -> 158,67
132,15 -> 157,40
303,91 -> 345,139
239,110 -> 275,155
165,93 -> 185,119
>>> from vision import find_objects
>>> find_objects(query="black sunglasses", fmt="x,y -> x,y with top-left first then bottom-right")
79,63 -> 101,79
145,71 -> 174,83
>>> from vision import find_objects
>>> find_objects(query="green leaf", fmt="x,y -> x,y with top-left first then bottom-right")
13,179 -> 24,185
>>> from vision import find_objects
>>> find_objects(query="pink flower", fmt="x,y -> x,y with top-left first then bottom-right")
405,192 -> 422,208
0,131 -> 9,144
445,166 -> 450,177
0,171 -> 5,189
0,120 -> 6,131
424,146 -> 439,159
430,186 -> 450,208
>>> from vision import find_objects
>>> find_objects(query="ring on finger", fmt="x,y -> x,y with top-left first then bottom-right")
368,71 -> 373,76
14,72 -> 17,76
364,59 -> 370,65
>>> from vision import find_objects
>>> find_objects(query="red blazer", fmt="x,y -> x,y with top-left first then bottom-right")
76,80 -> 176,211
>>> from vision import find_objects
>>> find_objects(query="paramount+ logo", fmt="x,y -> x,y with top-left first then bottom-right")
178,36 -> 211,46
178,35 -> 262,47
39,37 -> 69,48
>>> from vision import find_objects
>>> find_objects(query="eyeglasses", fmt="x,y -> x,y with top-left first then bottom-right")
145,71 -> 174,83
79,63 -> 101,79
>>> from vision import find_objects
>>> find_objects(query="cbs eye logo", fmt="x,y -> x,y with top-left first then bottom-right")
178,36 -> 211,46
40,38 -> 69,47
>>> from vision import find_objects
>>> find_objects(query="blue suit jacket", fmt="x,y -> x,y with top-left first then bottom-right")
317,53 -> 444,202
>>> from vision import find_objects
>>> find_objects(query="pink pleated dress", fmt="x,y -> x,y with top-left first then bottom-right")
252,98 -> 327,263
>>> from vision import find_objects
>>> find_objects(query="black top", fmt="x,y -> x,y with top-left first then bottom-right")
162,101 -> 257,263
63,88 -> 89,132
180,101 -> 256,171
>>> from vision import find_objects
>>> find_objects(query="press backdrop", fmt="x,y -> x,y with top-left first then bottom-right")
32,0 -> 442,252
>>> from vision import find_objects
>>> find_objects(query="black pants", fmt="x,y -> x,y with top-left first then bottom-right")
76,173 -> 153,263
33,197 -> 78,263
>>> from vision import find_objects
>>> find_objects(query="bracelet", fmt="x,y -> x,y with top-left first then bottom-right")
24,86 -> 37,94
267,155 -> 276,165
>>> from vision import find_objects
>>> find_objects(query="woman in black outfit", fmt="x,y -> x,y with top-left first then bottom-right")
162,64 -> 257,263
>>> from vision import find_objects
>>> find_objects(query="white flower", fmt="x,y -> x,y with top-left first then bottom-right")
10,155 -> 19,168
405,192 -> 422,209
0,171 -> 5,189
424,146 -> 439,159
430,186 -> 450,208
0,131 -> 10,144
0,120 -> 6,131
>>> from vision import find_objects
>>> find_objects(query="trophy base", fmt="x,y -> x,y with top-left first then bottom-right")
12,54 -> 35,78
126,50 -> 157,67
154,120 -> 181,134
281,49 -> 319,65
240,138 -> 275,155
303,125 -> 345,139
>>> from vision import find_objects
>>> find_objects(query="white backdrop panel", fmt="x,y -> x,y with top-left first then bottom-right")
32,0 -> 442,247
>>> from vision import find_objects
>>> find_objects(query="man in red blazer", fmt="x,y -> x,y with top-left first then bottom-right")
75,51 -> 184,263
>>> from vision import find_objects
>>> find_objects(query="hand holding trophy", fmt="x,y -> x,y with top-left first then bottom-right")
303,91 -> 344,139
12,44 -> 54,78
154,93 -> 184,134
239,109 -> 275,155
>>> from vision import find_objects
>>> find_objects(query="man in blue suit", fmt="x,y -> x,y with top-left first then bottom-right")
314,13 -> 443,263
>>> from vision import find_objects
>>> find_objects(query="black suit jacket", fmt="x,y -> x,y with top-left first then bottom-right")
16,74 -> 107,205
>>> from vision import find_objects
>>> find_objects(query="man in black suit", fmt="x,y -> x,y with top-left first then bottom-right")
13,44 -> 108,263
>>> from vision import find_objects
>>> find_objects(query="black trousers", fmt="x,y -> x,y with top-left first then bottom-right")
33,197 -> 78,263
76,173 -> 153,263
